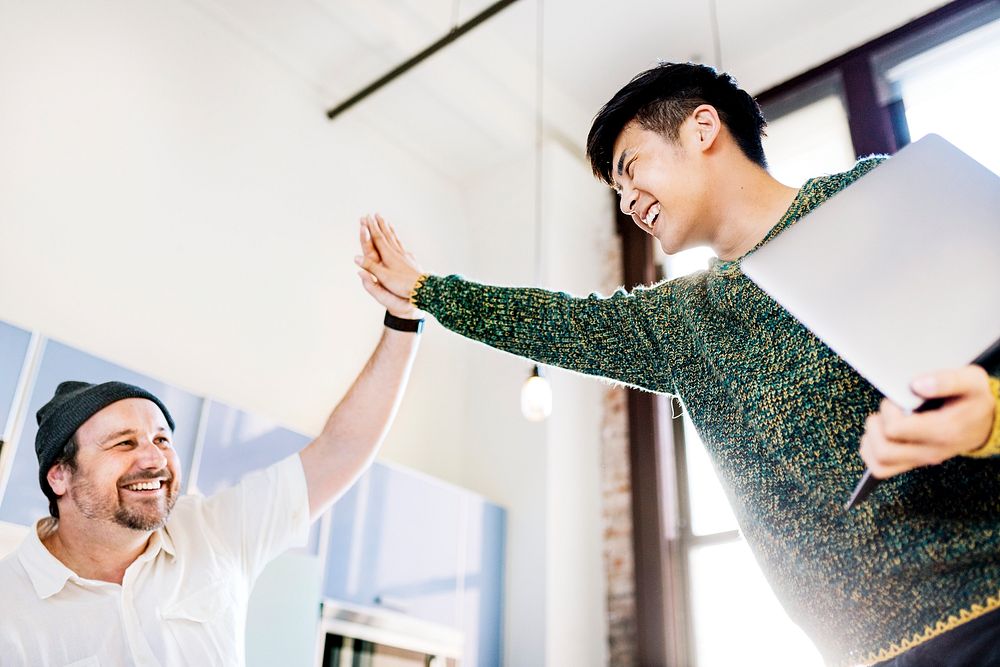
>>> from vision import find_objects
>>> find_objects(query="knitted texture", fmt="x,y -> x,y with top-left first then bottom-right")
413,157 -> 1000,666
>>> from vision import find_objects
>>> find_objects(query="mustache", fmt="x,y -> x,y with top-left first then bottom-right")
118,469 -> 174,486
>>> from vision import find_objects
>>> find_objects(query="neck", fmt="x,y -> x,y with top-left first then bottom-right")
705,161 -> 799,261
41,514 -> 152,584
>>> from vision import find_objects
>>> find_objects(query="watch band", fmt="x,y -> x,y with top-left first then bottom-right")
384,311 -> 425,333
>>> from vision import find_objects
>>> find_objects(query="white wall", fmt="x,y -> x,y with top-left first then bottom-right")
0,2 -> 613,665
455,140 -> 613,667
0,0 -> 473,479
541,142 -> 613,667
449,150 -> 551,667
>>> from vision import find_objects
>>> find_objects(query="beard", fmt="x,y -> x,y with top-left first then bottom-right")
69,469 -> 178,532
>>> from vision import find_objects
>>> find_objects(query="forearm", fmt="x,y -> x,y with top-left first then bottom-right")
299,328 -> 420,518
414,274 -> 668,390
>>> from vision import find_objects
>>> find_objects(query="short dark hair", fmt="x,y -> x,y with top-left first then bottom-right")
586,62 -> 768,185
46,434 -> 79,519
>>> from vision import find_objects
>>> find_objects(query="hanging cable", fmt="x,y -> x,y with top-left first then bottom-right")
532,0 -> 544,286
522,0 -> 552,422
709,0 -> 723,70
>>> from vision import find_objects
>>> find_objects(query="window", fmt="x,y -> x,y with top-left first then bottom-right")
761,77 -> 856,186
879,15 -> 1000,172
661,248 -> 824,667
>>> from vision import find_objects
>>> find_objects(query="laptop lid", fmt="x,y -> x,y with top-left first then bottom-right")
741,133 -> 1000,411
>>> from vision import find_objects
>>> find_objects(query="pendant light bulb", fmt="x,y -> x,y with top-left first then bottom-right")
521,364 -> 552,422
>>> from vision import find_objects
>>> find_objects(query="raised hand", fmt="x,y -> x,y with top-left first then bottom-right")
354,216 -> 422,318
356,214 -> 423,319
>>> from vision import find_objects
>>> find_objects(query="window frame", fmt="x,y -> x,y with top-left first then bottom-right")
754,0 -> 1000,156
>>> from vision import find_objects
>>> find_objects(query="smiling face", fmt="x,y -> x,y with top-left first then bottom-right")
48,398 -> 181,532
610,109 -> 720,255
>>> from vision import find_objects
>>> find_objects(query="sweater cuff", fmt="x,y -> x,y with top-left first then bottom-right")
964,377 -> 1000,459
408,273 -> 430,307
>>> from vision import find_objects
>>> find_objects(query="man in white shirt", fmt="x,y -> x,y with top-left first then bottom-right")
0,258 -> 425,667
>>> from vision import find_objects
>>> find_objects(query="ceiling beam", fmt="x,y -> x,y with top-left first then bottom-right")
325,0 -> 522,121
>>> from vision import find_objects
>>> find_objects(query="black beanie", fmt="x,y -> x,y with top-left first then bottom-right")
35,380 -> 176,505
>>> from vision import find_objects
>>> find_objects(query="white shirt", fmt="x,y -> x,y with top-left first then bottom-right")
0,454 -> 310,667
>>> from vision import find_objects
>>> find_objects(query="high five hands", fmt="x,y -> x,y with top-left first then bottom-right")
355,214 -> 425,320
352,213 -> 998,476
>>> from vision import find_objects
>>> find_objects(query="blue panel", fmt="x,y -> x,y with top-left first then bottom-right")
461,500 -> 506,667
195,400 -> 319,555
322,468 -> 367,598
196,400 -> 311,494
0,340 -> 203,526
323,462 -> 465,628
246,552 -> 323,667
0,321 -> 32,436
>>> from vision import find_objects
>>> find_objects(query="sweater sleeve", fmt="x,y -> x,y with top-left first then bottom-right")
963,376 -> 1000,458
412,274 -> 673,393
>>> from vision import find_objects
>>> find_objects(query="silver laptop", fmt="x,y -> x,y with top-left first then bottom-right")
741,133 -> 1000,411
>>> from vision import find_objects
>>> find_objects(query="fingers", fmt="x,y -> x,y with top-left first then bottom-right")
364,214 -> 393,254
372,213 -> 403,255
353,252 -> 381,276
359,218 -> 380,262
359,218 -> 378,255
354,247 -> 391,286
365,215 -> 406,269
876,398 -> 942,444
353,254 -> 371,271
859,413 -> 890,476
911,365 -> 989,400
375,213 -> 406,253
859,412 -> 944,478
355,213 -> 424,298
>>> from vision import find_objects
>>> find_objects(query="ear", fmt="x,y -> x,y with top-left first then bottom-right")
689,104 -> 722,152
47,463 -> 71,497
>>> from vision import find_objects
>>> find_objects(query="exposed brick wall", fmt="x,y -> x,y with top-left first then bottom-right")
599,234 -> 638,666
601,386 -> 637,666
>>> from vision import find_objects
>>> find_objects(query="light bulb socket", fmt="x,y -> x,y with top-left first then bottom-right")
521,364 -> 552,422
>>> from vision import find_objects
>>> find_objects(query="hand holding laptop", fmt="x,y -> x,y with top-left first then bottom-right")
859,365 -> 996,479
740,134 -> 1000,507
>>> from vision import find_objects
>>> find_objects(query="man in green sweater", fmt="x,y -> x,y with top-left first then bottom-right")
355,63 -> 1000,666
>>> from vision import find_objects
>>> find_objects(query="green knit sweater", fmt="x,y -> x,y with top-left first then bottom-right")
413,158 -> 1000,665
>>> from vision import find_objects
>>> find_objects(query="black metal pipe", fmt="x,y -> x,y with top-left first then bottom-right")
325,0 -> 522,120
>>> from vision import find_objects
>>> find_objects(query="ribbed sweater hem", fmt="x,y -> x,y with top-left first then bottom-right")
854,590 -> 1000,666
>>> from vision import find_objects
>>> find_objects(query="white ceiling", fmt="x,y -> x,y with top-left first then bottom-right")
186,0 -> 950,183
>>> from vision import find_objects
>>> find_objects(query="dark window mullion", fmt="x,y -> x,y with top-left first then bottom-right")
669,398 -> 696,667
839,53 -> 898,157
